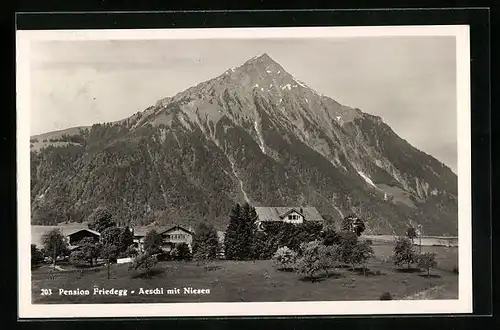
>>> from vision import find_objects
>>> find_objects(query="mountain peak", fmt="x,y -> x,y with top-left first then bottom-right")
244,53 -> 278,66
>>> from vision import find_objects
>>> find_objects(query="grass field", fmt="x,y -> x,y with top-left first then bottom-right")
32,245 -> 458,304
371,242 -> 459,272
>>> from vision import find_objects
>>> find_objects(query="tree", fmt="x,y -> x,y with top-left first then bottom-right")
118,227 -> 135,253
379,292 -> 393,300
69,237 -> 101,267
143,229 -> 163,254
406,226 -> 417,243
341,214 -> 365,236
294,240 -> 323,279
341,214 -> 357,231
172,242 -> 192,261
251,230 -> 272,260
101,227 -> 122,248
223,203 -> 257,260
88,207 -> 116,233
317,243 -> 339,276
337,231 -> 358,266
351,239 -> 375,275
192,222 -> 219,264
353,217 -> 366,237
273,246 -> 298,271
125,245 -> 138,257
100,227 -> 122,279
321,228 -> 340,246
417,252 -> 438,277
129,252 -> 158,277
42,229 -> 69,269
393,236 -> 417,269
31,244 -> 44,266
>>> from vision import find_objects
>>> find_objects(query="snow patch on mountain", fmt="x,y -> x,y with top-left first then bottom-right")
228,156 -> 250,204
294,79 -> 307,88
178,114 -> 193,131
254,118 -> 266,154
357,171 -> 377,188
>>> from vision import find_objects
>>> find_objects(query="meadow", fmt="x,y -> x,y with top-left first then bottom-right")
32,243 -> 458,304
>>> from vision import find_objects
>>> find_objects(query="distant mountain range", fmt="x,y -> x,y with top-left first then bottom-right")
30,53 -> 458,235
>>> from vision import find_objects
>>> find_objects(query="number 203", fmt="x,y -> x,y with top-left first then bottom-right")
40,289 -> 52,296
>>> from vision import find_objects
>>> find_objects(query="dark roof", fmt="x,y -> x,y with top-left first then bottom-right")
132,225 -> 169,238
66,228 -> 101,237
254,207 -> 324,222
160,225 -> 194,236
132,224 -> 194,237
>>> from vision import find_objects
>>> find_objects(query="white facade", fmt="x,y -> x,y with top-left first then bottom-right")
282,211 -> 304,224
162,228 -> 193,251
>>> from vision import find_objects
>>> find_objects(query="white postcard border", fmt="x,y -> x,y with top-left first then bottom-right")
16,25 -> 472,318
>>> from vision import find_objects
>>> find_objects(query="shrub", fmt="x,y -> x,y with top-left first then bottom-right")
337,231 -> 358,266
294,240 -> 338,279
251,230 -> 274,260
350,239 -> 375,274
156,252 -> 171,261
125,245 -> 138,257
393,236 -> 417,269
417,252 -> 438,277
129,252 -> 158,277
31,244 -> 44,266
295,241 -> 323,279
171,242 -> 192,261
273,246 -> 298,271
317,244 -> 339,276
257,221 -> 323,256
406,226 -> 417,242
321,228 -> 340,246
379,292 -> 392,300
69,237 -> 101,267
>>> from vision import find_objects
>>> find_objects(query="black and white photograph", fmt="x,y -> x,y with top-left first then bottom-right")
16,25 -> 472,317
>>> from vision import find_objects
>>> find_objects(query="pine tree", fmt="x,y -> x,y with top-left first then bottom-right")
240,203 -> 257,259
192,222 -> 219,263
224,203 -> 257,260
224,203 -> 242,260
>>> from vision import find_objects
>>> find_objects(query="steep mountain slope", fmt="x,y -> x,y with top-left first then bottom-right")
30,54 -> 458,235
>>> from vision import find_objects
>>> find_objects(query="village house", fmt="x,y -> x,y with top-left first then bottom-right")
65,228 -> 101,249
132,224 -> 194,253
253,207 -> 325,230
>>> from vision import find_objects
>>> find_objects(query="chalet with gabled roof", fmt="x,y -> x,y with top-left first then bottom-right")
254,207 -> 324,230
132,224 -> 194,253
65,228 -> 101,249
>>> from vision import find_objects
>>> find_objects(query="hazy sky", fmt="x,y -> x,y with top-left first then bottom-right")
30,37 -> 457,172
